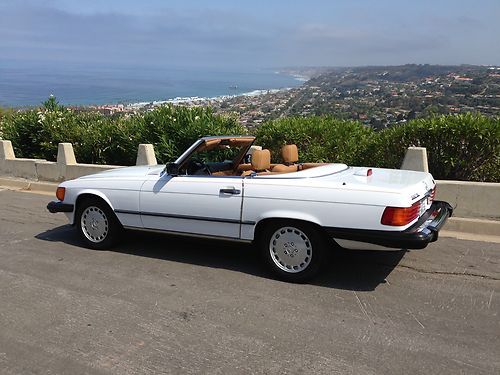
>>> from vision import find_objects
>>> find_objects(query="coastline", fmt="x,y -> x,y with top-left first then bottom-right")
0,67 -> 307,109
88,70 -> 310,112
115,70 -> 311,110
121,87 -> 295,110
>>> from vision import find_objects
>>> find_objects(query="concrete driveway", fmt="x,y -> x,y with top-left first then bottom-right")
0,188 -> 499,374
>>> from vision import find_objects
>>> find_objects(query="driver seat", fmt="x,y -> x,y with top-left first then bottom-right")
241,149 -> 271,176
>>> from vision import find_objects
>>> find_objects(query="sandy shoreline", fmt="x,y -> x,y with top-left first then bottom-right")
121,87 -> 294,110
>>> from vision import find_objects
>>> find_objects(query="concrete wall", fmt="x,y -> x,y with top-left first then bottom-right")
399,146 -> 500,219
2,141 -> 499,221
435,180 -> 499,220
0,140 -> 157,182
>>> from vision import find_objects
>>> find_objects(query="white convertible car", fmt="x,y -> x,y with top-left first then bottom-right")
48,135 -> 452,282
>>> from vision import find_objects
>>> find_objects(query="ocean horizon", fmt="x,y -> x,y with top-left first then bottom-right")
0,61 -> 303,108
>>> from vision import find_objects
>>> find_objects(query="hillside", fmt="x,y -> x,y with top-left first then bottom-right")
212,65 -> 500,129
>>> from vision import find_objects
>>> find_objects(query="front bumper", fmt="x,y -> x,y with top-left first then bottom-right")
47,201 -> 74,213
325,201 -> 453,250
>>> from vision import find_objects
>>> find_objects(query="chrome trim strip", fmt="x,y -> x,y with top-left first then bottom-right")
122,225 -> 253,243
115,209 -> 256,225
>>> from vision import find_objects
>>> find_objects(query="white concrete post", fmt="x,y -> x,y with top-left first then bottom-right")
57,143 -> 77,165
136,144 -> 157,166
0,140 -> 15,160
401,147 -> 429,172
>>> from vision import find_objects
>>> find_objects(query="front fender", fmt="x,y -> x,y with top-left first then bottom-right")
65,188 -> 115,225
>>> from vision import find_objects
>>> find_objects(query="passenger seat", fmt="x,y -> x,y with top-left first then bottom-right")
272,144 -> 299,173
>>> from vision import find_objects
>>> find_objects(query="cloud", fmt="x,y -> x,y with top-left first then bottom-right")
0,2 -> 278,67
0,1 -> 498,68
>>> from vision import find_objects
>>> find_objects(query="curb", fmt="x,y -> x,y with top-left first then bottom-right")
445,217 -> 500,236
0,177 -> 57,195
441,230 -> 500,244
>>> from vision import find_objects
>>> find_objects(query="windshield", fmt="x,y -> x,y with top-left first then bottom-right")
178,137 -> 254,176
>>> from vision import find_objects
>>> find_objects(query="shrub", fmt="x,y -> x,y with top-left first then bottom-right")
1,98 -> 498,182
255,116 -> 374,165
132,105 -> 246,163
256,113 -> 499,182
0,99 -> 246,165
369,113 -> 500,181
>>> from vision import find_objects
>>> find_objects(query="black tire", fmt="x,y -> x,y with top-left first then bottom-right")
75,197 -> 122,250
258,221 -> 328,283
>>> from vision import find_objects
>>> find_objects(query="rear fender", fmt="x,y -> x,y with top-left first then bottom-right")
242,210 -> 322,240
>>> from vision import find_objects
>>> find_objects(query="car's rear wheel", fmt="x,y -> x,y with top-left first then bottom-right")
258,221 -> 328,283
76,197 -> 121,250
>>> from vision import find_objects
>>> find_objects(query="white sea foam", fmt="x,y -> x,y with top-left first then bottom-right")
125,87 -> 293,109
292,75 -> 309,82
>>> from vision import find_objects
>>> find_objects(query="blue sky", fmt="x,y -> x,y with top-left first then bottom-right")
1,0 -> 499,68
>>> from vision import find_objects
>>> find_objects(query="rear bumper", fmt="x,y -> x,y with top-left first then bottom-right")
325,201 -> 453,250
47,201 -> 74,213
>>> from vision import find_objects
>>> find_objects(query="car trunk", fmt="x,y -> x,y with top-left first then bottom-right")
343,167 -> 436,212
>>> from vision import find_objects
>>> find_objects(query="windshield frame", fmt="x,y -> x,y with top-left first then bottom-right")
172,135 -> 256,173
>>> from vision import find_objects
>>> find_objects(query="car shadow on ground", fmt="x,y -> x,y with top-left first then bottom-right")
36,225 -> 406,291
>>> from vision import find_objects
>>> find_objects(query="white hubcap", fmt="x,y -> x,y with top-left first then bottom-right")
81,206 -> 109,243
269,226 -> 312,273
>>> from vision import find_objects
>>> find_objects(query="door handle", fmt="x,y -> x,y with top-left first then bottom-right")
220,187 -> 241,195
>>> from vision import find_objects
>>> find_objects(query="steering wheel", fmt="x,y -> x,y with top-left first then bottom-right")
188,158 -> 211,175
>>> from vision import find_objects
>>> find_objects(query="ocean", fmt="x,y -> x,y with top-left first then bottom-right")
0,61 -> 302,108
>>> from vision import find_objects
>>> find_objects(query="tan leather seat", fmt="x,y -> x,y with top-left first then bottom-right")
283,144 -> 299,164
272,144 -> 299,173
236,163 -> 253,172
242,149 -> 271,176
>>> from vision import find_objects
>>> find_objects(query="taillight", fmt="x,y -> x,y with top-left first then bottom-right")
430,187 -> 436,202
381,201 -> 420,226
56,187 -> 65,201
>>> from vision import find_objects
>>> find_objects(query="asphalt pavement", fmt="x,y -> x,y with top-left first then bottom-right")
0,188 -> 499,374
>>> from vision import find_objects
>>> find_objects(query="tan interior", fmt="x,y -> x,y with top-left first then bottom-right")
272,144 -> 299,173
252,149 -> 271,170
300,162 -> 328,170
228,138 -> 256,147
197,137 -> 256,153
197,139 -> 221,152
272,164 -> 297,173
282,144 -> 299,164
241,149 -> 272,176
212,170 -> 233,176
236,163 -> 253,172
208,143 -> 329,177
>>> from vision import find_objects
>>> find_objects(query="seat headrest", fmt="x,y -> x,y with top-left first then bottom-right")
282,144 -> 298,164
251,149 -> 271,171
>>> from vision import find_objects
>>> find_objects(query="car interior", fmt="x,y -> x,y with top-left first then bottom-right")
178,138 -> 328,177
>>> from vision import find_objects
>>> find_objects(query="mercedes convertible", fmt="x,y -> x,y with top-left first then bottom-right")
47,135 -> 452,282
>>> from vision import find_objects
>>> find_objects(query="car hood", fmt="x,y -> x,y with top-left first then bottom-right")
77,165 -> 164,179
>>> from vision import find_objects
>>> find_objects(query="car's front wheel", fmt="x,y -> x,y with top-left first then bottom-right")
258,221 -> 328,283
76,197 -> 121,250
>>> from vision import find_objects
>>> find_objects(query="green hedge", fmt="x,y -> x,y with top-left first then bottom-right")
255,113 -> 499,182
1,98 -> 498,182
367,113 -> 499,182
255,116 -> 374,166
0,98 -> 246,165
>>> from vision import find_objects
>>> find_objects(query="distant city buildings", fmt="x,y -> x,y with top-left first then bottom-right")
81,65 -> 500,129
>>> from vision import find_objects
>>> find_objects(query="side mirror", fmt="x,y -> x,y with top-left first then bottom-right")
165,162 -> 179,176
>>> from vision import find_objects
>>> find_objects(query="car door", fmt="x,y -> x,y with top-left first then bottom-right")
139,173 -> 244,239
